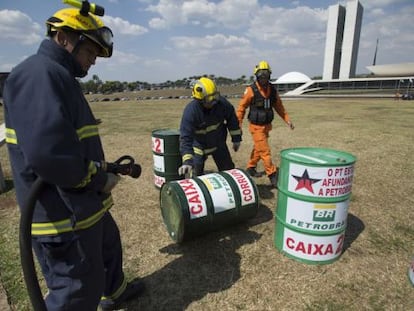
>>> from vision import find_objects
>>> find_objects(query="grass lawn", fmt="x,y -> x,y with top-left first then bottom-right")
1,96 -> 414,310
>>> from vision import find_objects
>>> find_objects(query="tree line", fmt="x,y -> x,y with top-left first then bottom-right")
80,74 -> 252,94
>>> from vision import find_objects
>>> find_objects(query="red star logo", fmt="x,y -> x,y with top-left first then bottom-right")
292,169 -> 321,194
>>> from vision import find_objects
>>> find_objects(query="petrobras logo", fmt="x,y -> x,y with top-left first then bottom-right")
198,173 -> 236,213
313,204 -> 336,222
201,175 -> 223,191
284,197 -> 349,233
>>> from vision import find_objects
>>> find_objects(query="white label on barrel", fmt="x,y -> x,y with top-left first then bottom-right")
282,227 -> 345,261
177,179 -> 208,219
153,154 -> 165,172
409,258 -> 414,286
224,169 -> 256,206
154,174 -> 165,188
152,136 -> 165,154
286,197 -> 349,232
198,173 -> 236,213
288,163 -> 354,198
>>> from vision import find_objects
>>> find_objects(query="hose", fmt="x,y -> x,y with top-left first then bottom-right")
19,177 -> 47,311
18,155 -> 140,310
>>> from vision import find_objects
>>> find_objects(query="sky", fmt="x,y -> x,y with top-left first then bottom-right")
0,0 -> 413,83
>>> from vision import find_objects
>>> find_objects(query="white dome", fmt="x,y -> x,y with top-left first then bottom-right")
276,71 -> 311,83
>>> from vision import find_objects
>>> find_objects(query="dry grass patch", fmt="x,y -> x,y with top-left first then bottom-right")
0,97 -> 414,310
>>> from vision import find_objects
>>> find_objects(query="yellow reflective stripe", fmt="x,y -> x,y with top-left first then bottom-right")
6,124 -> 99,145
31,218 -> 73,236
31,196 -> 114,236
194,123 -> 220,135
182,154 -> 193,162
229,129 -> 242,136
5,128 -> 17,144
76,125 -> 99,141
75,161 -> 97,188
101,277 -> 127,300
193,147 -> 204,156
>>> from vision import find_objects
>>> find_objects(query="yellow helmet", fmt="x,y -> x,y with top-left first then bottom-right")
192,77 -> 219,103
254,60 -> 272,75
46,8 -> 113,57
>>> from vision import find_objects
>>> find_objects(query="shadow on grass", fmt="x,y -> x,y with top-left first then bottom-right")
256,184 -> 275,200
0,179 -> 14,194
132,227 -> 262,311
121,170 -> 274,310
342,212 -> 365,253
124,201 -> 271,311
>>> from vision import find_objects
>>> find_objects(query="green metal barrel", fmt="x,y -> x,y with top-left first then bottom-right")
274,147 -> 356,265
160,168 -> 259,243
152,129 -> 183,188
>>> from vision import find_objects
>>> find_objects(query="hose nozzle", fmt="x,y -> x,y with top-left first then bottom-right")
105,155 -> 141,179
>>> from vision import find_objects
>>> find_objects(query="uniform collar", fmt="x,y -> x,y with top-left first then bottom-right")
37,38 -> 85,78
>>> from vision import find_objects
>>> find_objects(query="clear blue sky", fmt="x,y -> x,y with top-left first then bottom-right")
1,0 -> 412,83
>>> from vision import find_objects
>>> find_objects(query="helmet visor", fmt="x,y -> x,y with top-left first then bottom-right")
83,26 -> 113,57
256,70 -> 270,80
204,92 -> 220,104
98,27 -> 113,46
204,92 -> 220,106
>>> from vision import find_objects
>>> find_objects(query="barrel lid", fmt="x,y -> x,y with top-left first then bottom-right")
281,147 -> 356,166
152,128 -> 180,136
160,182 -> 185,242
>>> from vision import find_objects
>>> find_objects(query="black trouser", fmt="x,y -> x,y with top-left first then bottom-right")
32,212 -> 125,310
193,144 -> 235,176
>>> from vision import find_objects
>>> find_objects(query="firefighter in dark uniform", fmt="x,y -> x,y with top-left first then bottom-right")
178,77 -> 242,177
3,6 -> 144,311
237,61 -> 294,187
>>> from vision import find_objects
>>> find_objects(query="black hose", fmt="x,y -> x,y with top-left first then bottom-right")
19,177 -> 47,311
18,155 -> 139,310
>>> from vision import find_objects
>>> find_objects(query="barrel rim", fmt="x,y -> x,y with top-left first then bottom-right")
159,182 -> 185,242
280,147 -> 356,165
152,128 -> 180,136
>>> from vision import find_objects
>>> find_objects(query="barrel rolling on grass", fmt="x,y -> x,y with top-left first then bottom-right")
159,168 -> 259,243
274,147 -> 356,265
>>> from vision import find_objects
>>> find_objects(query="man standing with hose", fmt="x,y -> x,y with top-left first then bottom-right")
3,3 -> 144,310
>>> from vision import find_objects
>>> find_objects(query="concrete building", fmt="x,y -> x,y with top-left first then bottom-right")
322,4 -> 345,80
323,0 -> 363,80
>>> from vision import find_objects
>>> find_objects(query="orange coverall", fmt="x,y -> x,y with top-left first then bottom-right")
236,82 -> 291,177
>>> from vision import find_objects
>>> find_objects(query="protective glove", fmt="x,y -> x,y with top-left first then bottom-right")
232,142 -> 241,152
178,164 -> 192,176
102,173 -> 121,193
